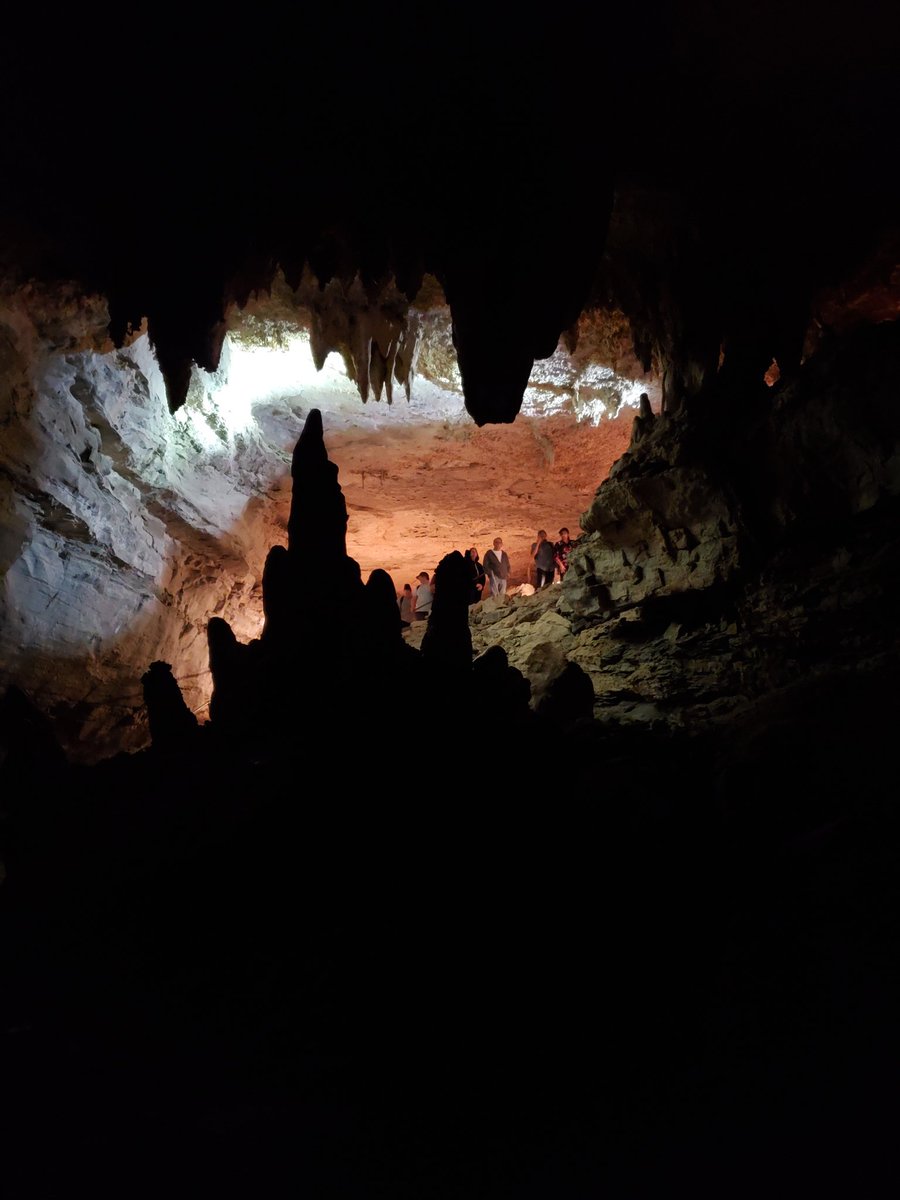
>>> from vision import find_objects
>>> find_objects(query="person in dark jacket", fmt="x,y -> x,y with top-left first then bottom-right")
531,529 -> 556,588
398,582 -> 414,628
464,547 -> 486,605
483,538 -> 511,597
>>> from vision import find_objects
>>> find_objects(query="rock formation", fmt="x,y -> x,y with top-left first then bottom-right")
465,322 -> 900,759
141,660 -> 198,752
1,7 -> 899,1197
0,278 -> 648,760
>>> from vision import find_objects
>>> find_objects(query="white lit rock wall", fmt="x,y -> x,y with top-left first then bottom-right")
0,287 -> 284,760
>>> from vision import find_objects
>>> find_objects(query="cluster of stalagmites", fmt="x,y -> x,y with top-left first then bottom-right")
134,408 -> 593,768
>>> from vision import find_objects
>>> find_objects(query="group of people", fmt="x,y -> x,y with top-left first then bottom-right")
398,528 -> 578,627
530,527 -> 576,589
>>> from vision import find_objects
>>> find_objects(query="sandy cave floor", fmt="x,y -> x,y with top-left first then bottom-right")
311,409 -> 636,591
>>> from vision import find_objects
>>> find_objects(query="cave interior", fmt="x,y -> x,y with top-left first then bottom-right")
1,6 -> 900,1198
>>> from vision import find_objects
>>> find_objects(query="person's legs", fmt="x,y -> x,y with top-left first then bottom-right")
496,577 -> 507,596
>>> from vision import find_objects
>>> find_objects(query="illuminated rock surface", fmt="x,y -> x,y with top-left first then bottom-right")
0,282 -> 647,759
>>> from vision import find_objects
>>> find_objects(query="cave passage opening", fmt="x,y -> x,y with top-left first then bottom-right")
0,285 -> 657,760
203,301 -> 657,592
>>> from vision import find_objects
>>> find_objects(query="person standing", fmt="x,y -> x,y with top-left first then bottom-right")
554,528 -> 575,579
483,537 -> 511,597
531,530 -> 556,588
398,582 -> 414,628
464,547 -> 486,605
412,572 -> 433,621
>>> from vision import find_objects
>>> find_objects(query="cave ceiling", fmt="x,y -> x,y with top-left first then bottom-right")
0,3 -> 897,425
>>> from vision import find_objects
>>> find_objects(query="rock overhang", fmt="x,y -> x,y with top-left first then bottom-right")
0,5 -> 895,426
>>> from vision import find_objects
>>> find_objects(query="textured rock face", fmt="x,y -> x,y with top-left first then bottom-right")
0,282 -> 651,760
418,322 -> 900,732
565,464 -> 740,619
0,288 -> 274,758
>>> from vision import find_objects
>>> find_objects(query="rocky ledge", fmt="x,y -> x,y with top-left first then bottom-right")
411,323 -> 900,756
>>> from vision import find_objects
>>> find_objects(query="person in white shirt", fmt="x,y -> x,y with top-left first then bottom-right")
412,571 -> 433,620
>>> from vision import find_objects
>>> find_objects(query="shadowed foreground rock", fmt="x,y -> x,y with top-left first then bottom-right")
1,402 -> 899,1200
141,660 -> 198,751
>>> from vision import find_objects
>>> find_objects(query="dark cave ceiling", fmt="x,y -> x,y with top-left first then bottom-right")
1,2 -> 897,424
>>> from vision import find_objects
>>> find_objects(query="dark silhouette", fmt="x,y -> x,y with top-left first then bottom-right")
141,660 -> 199,751
631,391 -> 656,444
535,660 -> 595,729
366,567 -> 403,644
2,402 -> 899,1200
471,643 -> 532,727
398,582 -> 414,628
420,549 -> 473,680
464,546 -> 486,604
0,684 -> 67,780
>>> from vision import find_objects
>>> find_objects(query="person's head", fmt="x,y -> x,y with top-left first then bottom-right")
559,527 -> 570,541
417,572 -> 429,584
538,529 -> 547,540
471,546 -> 479,559
403,583 -> 412,594
493,537 -> 503,551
